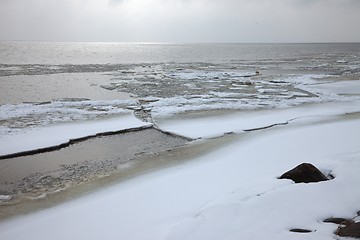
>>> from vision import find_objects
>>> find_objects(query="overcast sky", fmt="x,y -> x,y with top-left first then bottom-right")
0,0 -> 359,43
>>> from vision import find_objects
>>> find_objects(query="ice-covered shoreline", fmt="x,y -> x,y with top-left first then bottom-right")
0,72 -> 359,206
1,104 -> 360,240
1,98 -> 359,207
1,44 -> 359,156
1,75 -> 359,158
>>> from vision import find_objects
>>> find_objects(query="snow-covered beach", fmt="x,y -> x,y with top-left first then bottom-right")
0,42 -> 360,239
1,102 -> 360,240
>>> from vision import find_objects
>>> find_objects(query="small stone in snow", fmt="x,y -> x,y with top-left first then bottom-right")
279,163 -> 329,183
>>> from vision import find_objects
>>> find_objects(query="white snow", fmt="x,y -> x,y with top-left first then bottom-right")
0,111 -> 360,240
0,195 -> 12,201
0,114 -> 151,157
168,71 -> 256,80
156,78 -> 360,138
156,100 -> 360,139
313,80 -> 360,95
282,74 -> 331,85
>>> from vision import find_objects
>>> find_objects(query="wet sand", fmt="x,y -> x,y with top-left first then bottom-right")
0,128 -> 189,201
0,125 -> 244,220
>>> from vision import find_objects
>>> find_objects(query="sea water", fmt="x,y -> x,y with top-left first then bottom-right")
1,42 -> 359,65
0,42 -> 359,140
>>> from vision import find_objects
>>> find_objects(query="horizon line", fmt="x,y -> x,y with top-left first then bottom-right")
1,40 -> 360,45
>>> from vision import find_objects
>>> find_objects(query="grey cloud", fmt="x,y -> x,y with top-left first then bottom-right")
0,0 -> 359,42
108,0 -> 125,5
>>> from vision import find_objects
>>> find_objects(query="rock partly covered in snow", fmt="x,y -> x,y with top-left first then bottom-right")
323,212 -> 360,238
336,222 -> 360,238
279,163 -> 328,183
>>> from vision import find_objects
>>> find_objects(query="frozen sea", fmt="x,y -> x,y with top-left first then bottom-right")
1,42 -> 359,141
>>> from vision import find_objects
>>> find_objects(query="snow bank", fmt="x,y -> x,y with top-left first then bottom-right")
156,100 -> 360,139
312,80 -> 360,95
0,114 -> 151,157
0,114 -> 360,240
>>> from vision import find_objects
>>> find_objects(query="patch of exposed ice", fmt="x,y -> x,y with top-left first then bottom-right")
0,195 -> 12,201
312,80 -> 360,95
168,71 -> 256,80
131,74 -> 359,118
283,74 -> 331,85
0,100 -> 137,136
337,59 -> 348,63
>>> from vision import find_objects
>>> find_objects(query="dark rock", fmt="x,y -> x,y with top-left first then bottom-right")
324,217 -> 354,225
279,163 -> 328,183
289,228 -> 312,233
336,222 -> 360,238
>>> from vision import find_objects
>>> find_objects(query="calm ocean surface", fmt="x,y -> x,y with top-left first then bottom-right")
0,42 -> 359,64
